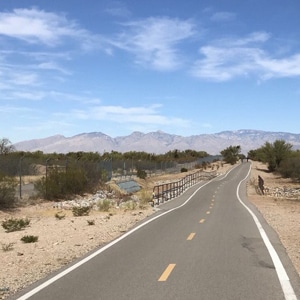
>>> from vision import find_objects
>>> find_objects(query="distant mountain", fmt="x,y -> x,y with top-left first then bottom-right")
14,130 -> 300,155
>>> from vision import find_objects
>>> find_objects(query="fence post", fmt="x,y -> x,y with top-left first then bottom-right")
19,155 -> 24,199
45,158 -> 51,198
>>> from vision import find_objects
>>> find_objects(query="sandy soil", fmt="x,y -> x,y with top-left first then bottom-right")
247,161 -> 300,277
0,161 -> 299,299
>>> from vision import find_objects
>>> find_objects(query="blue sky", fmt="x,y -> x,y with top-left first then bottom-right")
1,0 -> 300,143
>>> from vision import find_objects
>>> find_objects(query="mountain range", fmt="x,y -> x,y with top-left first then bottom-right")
14,130 -> 300,155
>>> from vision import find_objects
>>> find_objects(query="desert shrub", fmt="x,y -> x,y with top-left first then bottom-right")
21,235 -> 38,243
124,200 -> 137,210
1,242 -> 14,252
97,199 -> 111,212
55,211 -> 66,220
2,217 -> 30,232
278,157 -> 300,180
181,167 -> 188,172
87,219 -> 95,225
138,190 -> 152,209
72,206 -> 91,216
137,169 -> 147,179
0,174 -> 18,208
34,166 -> 89,200
99,169 -> 108,182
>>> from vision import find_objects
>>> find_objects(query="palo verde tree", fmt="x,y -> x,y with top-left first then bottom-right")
253,140 -> 293,172
220,145 -> 241,165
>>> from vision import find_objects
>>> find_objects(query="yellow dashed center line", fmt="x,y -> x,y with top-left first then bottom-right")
199,218 -> 205,223
158,264 -> 176,281
187,233 -> 196,240
206,211 -> 210,214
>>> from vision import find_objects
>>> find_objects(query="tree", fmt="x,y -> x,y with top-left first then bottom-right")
278,156 -> 300,180
0,174 -> 18,208
220,145 -> 241,165
259,140 -> 292,172
0,138 -> 15,155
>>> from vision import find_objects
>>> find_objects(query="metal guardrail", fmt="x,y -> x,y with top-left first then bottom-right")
152,170 -> 217,205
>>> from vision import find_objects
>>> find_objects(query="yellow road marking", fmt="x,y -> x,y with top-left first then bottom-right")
199,218 -> 205,223
158,264 -> 176,281
187,233 -> 196,240
206,211 -> 210,214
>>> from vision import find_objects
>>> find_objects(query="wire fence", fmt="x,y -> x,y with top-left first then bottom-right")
0,155 -> 222,200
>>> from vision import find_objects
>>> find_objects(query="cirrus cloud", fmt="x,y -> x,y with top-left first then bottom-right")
190,32 -> 300,81
0,7 -> 102,50
111,17 -> 196,71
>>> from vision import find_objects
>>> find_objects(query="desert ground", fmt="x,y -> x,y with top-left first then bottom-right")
0,161 -> 299,299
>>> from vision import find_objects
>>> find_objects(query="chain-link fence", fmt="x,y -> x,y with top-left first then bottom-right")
0,155 -> 222,200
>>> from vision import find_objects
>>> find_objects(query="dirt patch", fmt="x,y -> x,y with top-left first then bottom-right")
247,160 -> 300,277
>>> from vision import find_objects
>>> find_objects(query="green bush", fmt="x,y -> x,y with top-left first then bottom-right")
0,174 -> 18,208
278,157 -> 300,180
21,235 -> 38,243
137,169 -> 147,179
97,199 -> 111,212
72,206 -> 91,216
181,167 -> 188,172
124,201 -> 137,210
34,166 -> 89,200
2,217 -> 30,232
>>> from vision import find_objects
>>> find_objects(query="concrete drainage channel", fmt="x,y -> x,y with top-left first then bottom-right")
116,180 -> 141,193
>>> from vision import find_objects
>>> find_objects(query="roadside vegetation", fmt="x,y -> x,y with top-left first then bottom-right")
248,139 -> 300,181
0,137 -> 211,209
219,140 -> 300,182
1,136 -> 299,211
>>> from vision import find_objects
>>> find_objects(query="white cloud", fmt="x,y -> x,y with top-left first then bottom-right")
112,17 -> 196,70
10,91 -> 45,101
9,71 -> 39,86
37,61 -> 71,75
70,104 -> 190,128
0,8 -> 101,50
210,11 -> 236,22
259,53 -> 300,79
105,1 -> 131,18
191,32 -> 300,81
191,46 -> 262,81
0,8 -> 112,101
0,105 -> 36,114
228,32 -> 271,46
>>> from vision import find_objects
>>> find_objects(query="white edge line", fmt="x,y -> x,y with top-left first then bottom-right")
17,169 -> 237,299
236,163 -> 297,300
